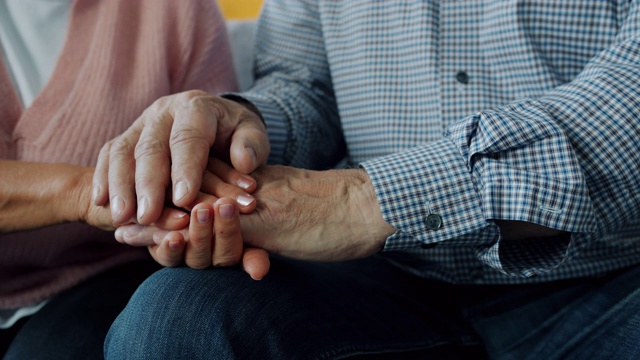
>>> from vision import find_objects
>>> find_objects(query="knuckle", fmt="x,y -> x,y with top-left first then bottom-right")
148,95 -> 171,113
212,245 -> 241,267
187,254 -> 211,269
179,89 -> 209,102
213,255 -> 239,267
190,230 -> 212,244
141,104 -> 162,123
109,137 -> 134,159
188,95 -> 224,120
169,128 -> 210,150
187,260 -> 210,270
134,176 -> 156,191
134,136 -> 169,160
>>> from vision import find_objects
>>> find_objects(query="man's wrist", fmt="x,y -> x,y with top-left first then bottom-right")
349,169 -> 396,253
220,94 -> 265,124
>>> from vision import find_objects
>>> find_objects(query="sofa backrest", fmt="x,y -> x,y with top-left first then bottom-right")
226,19 -> 257,91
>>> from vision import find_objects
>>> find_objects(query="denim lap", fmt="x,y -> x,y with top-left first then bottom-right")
105,257 -> 640,359
105,256 -> 483,359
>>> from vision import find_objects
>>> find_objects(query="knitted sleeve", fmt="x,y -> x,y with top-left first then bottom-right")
168,0 -> 238,94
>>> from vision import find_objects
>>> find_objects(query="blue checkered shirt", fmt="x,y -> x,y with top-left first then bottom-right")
239,0 -> 640,284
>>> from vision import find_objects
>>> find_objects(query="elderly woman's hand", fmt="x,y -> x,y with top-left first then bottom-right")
0,160 -> 188,233
116,197 -> 271,281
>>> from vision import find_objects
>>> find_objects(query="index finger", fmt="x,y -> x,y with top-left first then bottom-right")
212,198 -> 243,267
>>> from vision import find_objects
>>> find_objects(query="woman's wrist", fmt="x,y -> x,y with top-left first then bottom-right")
66,166 -> 115,230
0,161 -> 94,231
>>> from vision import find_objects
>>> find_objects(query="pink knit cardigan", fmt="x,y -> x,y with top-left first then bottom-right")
0,0 -> 238,308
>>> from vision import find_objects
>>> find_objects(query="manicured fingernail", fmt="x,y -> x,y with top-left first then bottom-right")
173,212 -> 188,219
245,146 -> 257,166
92,185 -> 100,204
122,230 -> 135,242
153,231 -> 165,244
196,209 -> 211,224
111,196 -> 124,218
237,178 -> 254,190
137,197 -> 148,220
114,228 -> 125,242
220,204 -> 235,219
236,194 -> 255,207
174,181 -> 188,201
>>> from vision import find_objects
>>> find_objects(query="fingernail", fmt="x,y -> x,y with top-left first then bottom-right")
220,204 -> 235,219
111,196 -> 124,218
92,185 -> 100,204
236,194 -> 255,207
137,197 -> 148,221
196,209 -> 211,224
174,181 -> 188,201
236,178 -> 254,190
114,228 -> 125,243
169,239 -> 182,250
245,146 -> 257,167
173,212 -> 188,219
153,231 -> 164,244
122,230 -> 134,242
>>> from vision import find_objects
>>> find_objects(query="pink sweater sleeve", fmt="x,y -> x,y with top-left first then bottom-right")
168,0 -> 239,94
0,0 -> 240,308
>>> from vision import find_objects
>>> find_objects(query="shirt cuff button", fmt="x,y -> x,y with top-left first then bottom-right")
425,213 -> 442,230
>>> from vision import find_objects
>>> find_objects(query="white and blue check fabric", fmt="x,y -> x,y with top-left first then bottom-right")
239,0 -> 640,284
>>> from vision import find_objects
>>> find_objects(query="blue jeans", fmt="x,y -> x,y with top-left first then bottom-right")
2,259 -> 160,360
105,256 -> 640,359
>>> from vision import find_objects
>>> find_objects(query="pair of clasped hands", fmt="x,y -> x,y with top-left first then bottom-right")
84,91 -> 396,280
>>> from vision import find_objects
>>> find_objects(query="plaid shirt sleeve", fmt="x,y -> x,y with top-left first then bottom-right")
365,4 -> 640,276
239,0 -> 347,170
238,0 -> 640,278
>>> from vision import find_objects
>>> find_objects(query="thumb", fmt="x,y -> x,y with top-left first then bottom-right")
242,247 -> 270,280
229,119 -> 270,174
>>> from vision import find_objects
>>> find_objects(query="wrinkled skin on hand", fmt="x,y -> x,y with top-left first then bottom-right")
239,166 -> 397,262
92,90 -> 269,226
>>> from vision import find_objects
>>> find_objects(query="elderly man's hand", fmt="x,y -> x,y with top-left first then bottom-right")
240,166 -> 397,261
76,166 -> 189,232
92,91 -> 269,226
113,165 -> 395,278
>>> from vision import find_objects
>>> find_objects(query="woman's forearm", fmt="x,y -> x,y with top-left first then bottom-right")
0,160 -> 91,232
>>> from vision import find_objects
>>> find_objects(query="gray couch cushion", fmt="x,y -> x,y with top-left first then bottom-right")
226,19 -> 257,91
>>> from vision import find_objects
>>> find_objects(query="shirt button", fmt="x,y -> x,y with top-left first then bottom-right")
455,71 -> 469,84
425,214 -> 442,230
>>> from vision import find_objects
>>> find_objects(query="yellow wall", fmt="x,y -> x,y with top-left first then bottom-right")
218,0 -> 263,19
